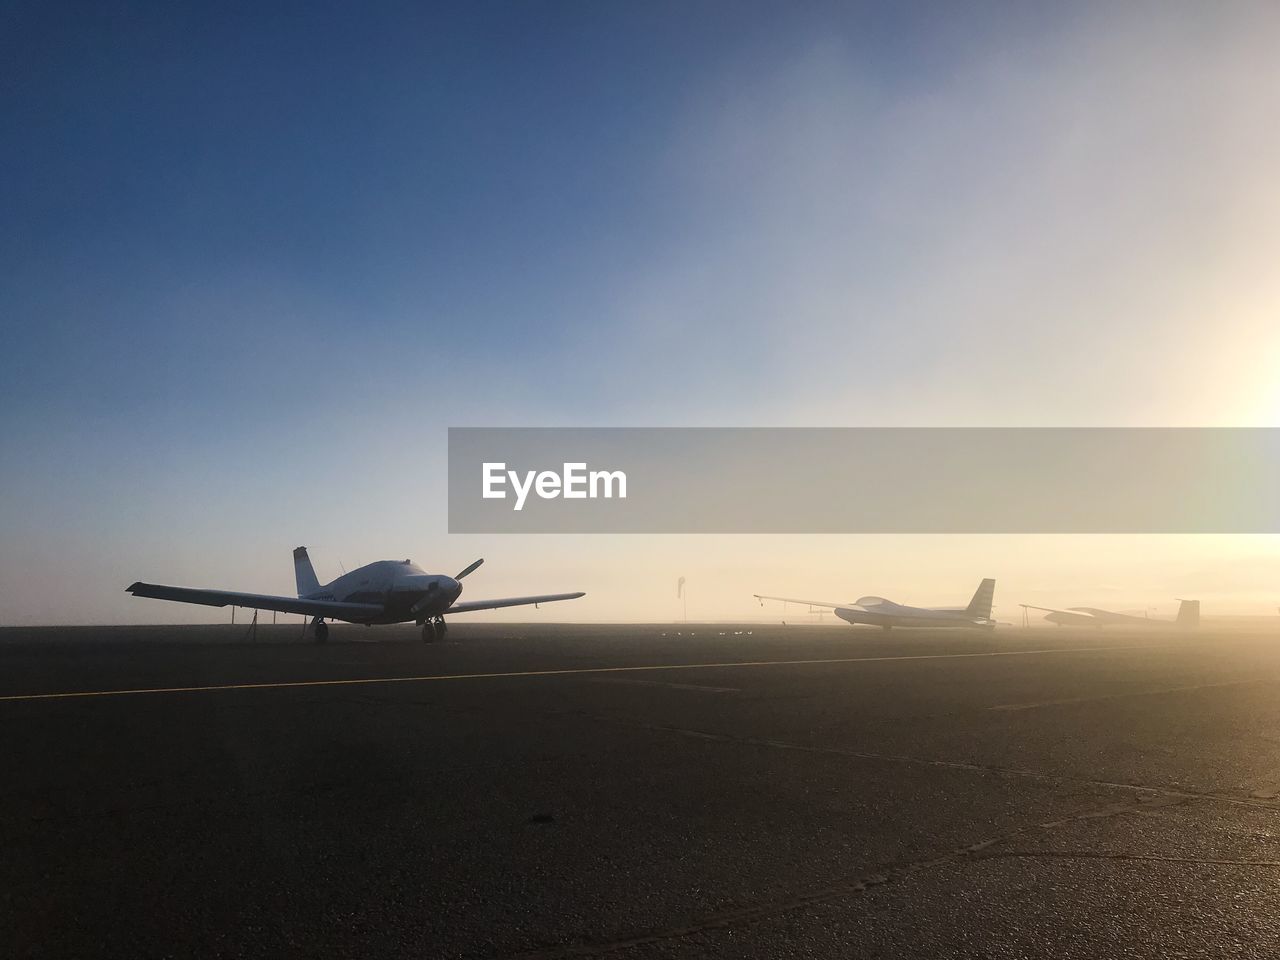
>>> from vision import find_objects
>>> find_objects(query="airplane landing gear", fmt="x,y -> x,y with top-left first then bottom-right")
313,618 -> 328,643
435,616 -> 447,641
421,617 -> 448,643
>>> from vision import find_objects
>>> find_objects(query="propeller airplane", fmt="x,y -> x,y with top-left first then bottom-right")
128,547 -> 585,642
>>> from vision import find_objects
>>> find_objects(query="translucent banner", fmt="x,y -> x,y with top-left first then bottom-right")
448,428 -> 1280,533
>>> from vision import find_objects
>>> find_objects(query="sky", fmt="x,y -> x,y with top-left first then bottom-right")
2,1 -> 1279,625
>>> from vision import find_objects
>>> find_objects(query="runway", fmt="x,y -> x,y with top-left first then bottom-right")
4,622 -> 1280,958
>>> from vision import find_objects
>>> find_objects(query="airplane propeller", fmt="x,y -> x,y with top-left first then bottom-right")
407,561 -> 483,617
455,558 -> 484,580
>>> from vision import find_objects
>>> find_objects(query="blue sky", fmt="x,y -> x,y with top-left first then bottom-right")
3,2 -> 1279,623
2,2 -> 1069,429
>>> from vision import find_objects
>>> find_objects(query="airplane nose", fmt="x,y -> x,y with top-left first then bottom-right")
407,576 -> 463,617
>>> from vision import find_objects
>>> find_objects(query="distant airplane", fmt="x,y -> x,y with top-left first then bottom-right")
1019,599 -> 1199,628
128,547 -> 585,642
754,578 -> 996,631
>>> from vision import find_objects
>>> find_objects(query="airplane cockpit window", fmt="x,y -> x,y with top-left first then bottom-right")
856,595 -> 890,605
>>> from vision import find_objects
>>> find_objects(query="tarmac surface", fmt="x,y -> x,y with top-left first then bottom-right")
4,621 -> 1280,958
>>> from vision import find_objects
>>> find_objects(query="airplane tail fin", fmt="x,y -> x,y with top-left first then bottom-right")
294,546 -> 321,597
965,578 -> 996,619
1175,599 -> 1200,628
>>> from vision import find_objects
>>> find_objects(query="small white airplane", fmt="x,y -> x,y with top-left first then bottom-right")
754,578 -> 996,631
128,547 -> 585,642
1020,599 -> 1199,628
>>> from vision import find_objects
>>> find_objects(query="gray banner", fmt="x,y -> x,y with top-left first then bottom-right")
448,428 -> 1280,533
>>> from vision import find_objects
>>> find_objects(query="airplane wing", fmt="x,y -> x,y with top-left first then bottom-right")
446,592 -> 585,614
127,582 -> 384,621
753,594 -> 852,610
1018,603 -> 1098,619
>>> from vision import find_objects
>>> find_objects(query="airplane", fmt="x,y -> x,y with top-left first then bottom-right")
754,578 -> 996,631
1019,599 -> 1199,628
127,547 -> 585,643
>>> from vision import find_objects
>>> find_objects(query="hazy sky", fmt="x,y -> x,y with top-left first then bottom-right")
3,2 -> 1279,625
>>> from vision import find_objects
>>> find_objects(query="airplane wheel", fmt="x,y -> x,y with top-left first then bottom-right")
436,616 -> 448,640
315,621 -> 329,644
422,621 -> 436,643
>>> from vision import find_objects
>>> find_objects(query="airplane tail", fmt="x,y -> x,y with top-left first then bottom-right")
965,578 -> 996,620
294,546 -> 321,597
1175,599 -> 1200,628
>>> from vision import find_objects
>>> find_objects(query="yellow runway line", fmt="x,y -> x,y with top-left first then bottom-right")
0,644 -> 1168,704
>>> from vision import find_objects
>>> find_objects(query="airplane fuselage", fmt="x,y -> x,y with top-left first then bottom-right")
755,580 -> 996,631
308,560 -> 463,624
1022,600 -> 1197,629
834,601 -> 993,629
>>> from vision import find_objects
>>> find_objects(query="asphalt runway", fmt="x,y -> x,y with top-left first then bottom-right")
4,621 -> 1280,958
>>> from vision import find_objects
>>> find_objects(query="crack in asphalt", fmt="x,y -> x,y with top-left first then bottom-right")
972,850 -> 1280,867
494,717 -> 1280,958
596,716 -> 1280,812
987,677 -> 1273,712
504,793 -> 1183,959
